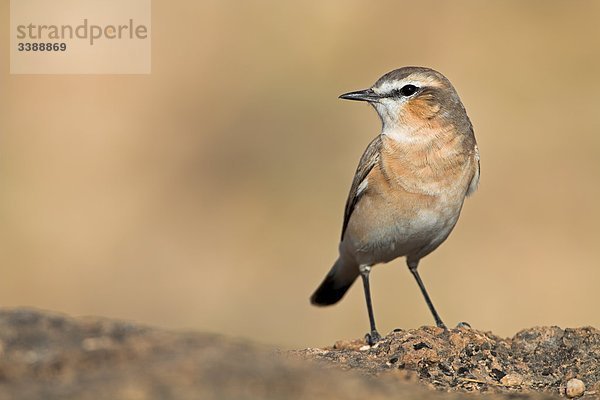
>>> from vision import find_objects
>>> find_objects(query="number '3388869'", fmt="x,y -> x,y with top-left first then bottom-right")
17,43 -> 67,51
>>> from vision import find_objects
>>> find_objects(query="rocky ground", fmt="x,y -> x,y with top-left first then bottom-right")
0,308 -> 597,399
292,324 -> 600,398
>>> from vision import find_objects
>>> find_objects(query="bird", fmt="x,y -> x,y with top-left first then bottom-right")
310,66 -> 480,345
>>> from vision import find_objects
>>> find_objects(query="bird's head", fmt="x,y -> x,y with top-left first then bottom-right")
339,67 -> 470,140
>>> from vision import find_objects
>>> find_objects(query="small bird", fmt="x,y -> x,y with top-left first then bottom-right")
310,66 -> 480,345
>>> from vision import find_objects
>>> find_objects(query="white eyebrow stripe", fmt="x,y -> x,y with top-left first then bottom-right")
373,76 -> 441,95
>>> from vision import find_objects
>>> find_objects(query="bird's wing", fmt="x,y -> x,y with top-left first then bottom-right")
341,135 -> 383,240
466,144 -> 480,196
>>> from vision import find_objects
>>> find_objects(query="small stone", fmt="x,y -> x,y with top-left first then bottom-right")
82,336 -> 115,351
413,342 -> 431,350
359,345 -> 370,351
566,378 -> 585,398
490,368 -> 507,381
500,373 -> 524,386
385,357 -> 399,366
23,350 -> 40,364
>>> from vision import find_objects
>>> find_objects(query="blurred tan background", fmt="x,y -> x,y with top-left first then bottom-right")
1,0 -> 599,348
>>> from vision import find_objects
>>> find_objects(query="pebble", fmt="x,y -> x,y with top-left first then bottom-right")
566,378 -> 585,398
500,373 -> 524,386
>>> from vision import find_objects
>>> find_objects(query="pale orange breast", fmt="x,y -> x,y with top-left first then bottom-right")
379,129 -> 476,198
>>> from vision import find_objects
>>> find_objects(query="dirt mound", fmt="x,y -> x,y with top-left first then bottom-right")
292,324 -> 600,398
0,308 -> 589,399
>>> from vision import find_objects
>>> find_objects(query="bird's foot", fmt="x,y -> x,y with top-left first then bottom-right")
436,321 -> 448,330
456,321 -> 471,329
365,330 -> 381,346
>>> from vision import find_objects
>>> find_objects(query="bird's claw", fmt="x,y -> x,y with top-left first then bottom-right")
365,330 -> 382,346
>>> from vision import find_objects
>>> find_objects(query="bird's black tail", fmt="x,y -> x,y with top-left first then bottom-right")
310,258 -> 359,306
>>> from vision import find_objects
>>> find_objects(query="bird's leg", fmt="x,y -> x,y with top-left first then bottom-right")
407,260 -> 447,329
359,265 -> 381,345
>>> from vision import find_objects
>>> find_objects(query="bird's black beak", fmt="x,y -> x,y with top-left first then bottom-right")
339,89 -> 380,102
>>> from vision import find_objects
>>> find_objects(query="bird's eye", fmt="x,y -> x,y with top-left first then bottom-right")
399,84 -> 418,96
